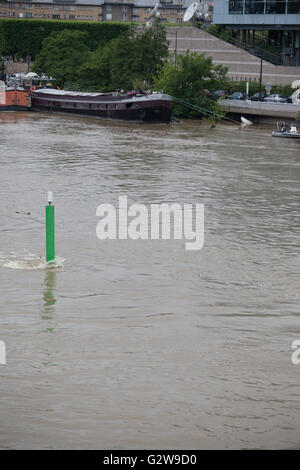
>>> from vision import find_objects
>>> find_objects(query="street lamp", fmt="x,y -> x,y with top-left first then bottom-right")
258,37 -> 267,101
259,56 -> 263,101
168,30 -> 178,66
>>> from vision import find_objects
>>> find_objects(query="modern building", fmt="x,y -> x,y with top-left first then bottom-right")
213,0 -> 300,63
0,0 -> 189,23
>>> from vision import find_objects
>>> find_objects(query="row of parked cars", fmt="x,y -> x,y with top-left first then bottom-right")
214,90 -> 292,103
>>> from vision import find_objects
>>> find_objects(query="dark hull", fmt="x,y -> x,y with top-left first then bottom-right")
272,131 -> 300,138
0,105 -> 29,111
30,103 -> 171,123
30,89 -> 172,124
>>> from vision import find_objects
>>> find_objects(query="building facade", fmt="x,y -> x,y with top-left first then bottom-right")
213,0 -> 300,63
213,0 -> 300,27
0,0 -> 188,23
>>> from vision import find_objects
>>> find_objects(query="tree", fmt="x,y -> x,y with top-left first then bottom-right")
154,51 -> 228,118
77,22 -> 169,92
33,29 -> 91,86
0,19 -> 129,59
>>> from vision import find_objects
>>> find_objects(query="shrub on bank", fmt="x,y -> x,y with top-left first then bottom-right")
223,80 -> 293,98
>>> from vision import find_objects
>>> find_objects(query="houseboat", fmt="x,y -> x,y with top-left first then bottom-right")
29,88 -> 172,123
0,86 -> 30,111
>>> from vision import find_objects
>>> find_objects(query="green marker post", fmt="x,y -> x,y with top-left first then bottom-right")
46,191 -> 55,263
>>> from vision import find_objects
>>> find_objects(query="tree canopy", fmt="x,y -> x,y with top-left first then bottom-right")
33,29 -> 91,85
32,23 -> 169,91
0,19 -> 129,58
77,22 -> 169,91
154,51 -> 228,118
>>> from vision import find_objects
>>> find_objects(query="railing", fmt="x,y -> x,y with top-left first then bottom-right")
64,82 -> 102,93
201,25 -> 300,67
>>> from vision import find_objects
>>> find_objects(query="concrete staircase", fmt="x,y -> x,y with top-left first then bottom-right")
166,26 -> 300,86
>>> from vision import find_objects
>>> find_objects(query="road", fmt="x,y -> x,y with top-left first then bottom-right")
220,99 -> 300,119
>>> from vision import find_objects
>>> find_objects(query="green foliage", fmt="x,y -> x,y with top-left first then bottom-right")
0,19 -> 129,58
153,51 -> 228,118
206,24 -> 232,43
271,84 -> 293,97
77,22 -> 169,91
33,29 -> 91,86
223,80 -> 293,98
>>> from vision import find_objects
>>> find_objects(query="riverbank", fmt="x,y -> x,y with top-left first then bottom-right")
220,99 -> 300,125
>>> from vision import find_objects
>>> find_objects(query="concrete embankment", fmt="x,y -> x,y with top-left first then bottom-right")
4,61 -> 30,75
220,99 -> 300,124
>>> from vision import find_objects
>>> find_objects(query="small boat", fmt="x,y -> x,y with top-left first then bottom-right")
29,88 -> 172,124
0,86 -> 30,111
272,122 -> 300,138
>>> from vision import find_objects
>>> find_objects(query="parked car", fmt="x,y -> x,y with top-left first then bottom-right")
228,91 -> 247,100
263,94 -> 287,103
286,95 -> 293,103
213,90 -> 227,99
249,92 -> 267,101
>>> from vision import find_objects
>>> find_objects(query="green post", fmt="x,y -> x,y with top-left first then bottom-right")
46,192 -> 55,263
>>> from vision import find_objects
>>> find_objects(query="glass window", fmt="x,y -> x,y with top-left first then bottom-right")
106,12 -> 112,20
266,0 -> 286,13
106,4 -> 112,11
287,0 -> 300,12
245,0 -> 265,13
229,0 -> 244,13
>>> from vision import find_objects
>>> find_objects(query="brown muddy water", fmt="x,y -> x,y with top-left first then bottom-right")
0,112 -> 299,449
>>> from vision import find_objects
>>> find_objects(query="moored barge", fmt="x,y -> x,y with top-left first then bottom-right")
30,88 -> 172,123
0,87 -> 30,111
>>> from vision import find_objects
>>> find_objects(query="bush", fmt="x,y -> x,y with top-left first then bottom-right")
223,80 -> 293,98
154,51 -> 228,119
0,19 -> 129,58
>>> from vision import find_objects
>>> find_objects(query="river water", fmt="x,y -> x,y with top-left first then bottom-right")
0,112 -> 299,449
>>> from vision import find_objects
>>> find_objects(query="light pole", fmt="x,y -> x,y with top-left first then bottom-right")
259,56 -> 263,101
174,30 -> 178,66
168,29 -> 178,66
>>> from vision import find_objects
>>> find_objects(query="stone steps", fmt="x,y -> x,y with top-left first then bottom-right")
166,26 -> 300,85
